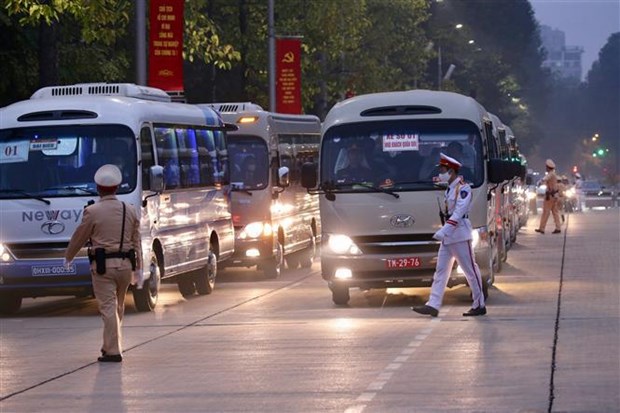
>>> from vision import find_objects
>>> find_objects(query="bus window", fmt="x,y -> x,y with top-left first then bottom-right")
195,129 -> 216,186
140,127 -> 154,190
213,131 -> 229,184
154,126 -> 180,189
176,128 -> 201,188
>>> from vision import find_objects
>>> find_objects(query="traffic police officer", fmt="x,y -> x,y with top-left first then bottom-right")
535,159 -> 562,234
64,164 -> 142,362
412,153 -> 486,317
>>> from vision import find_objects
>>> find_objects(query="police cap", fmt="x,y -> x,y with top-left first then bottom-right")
94,164 -> 122,188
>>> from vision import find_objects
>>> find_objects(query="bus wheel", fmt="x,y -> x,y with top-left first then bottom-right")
263,242 -> 283,279
177,276 -> 196,297
133,252 -> 160,312
285,254 -> 300,270
331,284 -> 350,305
298,236 -> 316,268
0,293 -> 22,315
195,250 -> 217,295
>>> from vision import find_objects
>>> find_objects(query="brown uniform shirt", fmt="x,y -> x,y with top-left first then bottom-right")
544,171 -> 559,194
65,195 -> 142,271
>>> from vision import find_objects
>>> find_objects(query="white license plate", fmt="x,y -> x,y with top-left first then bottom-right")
31,264 -> 77,276
385,257 -> 421,269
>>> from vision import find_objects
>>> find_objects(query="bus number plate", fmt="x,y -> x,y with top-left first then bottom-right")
385,257 -> 421,269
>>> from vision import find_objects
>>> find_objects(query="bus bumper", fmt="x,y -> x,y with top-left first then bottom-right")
0,258 -> 93,298
224,238 -> 274,268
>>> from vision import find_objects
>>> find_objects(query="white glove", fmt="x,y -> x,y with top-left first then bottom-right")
63,258 -> 73,270
132,269 -> 145,289
432,229 -> 445,241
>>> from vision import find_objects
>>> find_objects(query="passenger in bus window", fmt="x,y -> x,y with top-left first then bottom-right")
335,143 -> 373,183
447,141 -> 474,183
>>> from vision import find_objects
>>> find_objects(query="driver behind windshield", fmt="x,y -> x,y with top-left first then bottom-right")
335,143 -> 373,184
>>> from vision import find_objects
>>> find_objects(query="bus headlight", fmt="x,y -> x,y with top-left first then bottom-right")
239,222 -> 273,239
327,234 -> 362,255
0,243 -> 12,262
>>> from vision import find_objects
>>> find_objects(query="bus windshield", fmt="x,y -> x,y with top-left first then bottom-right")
321,119 -> 484,191
0,124 -> 137,198
228,135 -> 269,190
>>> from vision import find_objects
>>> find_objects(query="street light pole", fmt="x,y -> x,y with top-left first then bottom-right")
437,45 -> 442,91
135,0 -> 147,85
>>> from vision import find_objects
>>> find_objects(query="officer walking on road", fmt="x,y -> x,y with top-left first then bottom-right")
412,153 -> 486,318
535,159 -> 562,234
64,164 -> 142,362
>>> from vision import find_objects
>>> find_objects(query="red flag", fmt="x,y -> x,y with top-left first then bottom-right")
148,0 -> 184,91
276,38 -> 302,114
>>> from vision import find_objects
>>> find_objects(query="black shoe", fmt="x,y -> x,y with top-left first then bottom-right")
100,348 -> 106,356
535,229 -> 544,234
98,354 -> 122,363
463,307 -> 487,317
411,305 -> 439,317
552,229 -> 561,234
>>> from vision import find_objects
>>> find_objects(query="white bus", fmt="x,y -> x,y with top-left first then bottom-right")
0,83 -> 235,314
302,90 -> 519,305
204,103 -> 321,278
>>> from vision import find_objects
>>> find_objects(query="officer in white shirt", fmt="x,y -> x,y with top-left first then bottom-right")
412,153 -> 486,317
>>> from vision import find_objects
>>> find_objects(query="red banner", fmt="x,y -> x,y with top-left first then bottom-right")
148,0 -> 184,91
276,38 -> 302,114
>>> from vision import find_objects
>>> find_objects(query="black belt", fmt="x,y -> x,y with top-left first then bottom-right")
88,251 -> 132,260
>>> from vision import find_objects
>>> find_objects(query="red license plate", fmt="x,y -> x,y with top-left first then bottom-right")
385,257 -> 421,269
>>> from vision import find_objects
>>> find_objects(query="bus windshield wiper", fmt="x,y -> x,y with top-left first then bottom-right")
351,182 -> 400,198
0,189 -> 51,205
46,185 -> 98,195
394,180 -> 445,188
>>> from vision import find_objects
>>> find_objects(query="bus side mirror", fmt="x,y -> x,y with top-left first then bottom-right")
278,166 -> 290,188
301,162 -> 317,189
150,165 -> 165,192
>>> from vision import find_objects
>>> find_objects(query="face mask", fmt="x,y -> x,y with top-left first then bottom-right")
437,171 -> 451,183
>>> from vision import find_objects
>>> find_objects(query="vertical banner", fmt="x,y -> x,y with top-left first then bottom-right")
276,38 -> 302,114
148,0 -> 184,91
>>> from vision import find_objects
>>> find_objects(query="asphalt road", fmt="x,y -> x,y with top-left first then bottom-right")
1,209 -> 618,413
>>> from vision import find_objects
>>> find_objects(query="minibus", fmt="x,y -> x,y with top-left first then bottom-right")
0,83 -> 235,314
204,103 -> 321,278
302,90 -> 519,305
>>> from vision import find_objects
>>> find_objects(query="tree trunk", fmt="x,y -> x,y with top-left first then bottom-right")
38,20 -> 59,87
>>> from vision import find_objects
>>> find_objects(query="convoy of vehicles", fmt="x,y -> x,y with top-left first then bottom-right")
0,83 -> 236,314
202,103 -> 321,278
0,85 -> 533,313
301,90 -> 524,305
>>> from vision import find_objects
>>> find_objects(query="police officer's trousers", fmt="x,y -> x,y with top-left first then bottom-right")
91,267 -> 132,356
538,198 -> 562,231
427,240 -> 485,310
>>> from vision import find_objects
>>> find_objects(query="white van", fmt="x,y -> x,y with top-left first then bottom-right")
0,83 -> 235,314
302,90 -> 519,305
204,103 -> 321,278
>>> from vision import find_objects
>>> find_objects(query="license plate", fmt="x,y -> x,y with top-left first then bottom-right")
385,257 -> 421,269
31,264 -> 77,276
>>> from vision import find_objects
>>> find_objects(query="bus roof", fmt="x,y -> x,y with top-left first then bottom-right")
323,89 -> 489,131
1,84 -> 224,131
200,103 -> 321,136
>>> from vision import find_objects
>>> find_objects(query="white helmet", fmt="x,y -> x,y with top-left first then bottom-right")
94,164 -> 122,187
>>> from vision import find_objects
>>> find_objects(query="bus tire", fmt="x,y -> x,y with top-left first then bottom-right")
177,276 -> 196,297
195,250 -> 217,295
285,254 -> 300,270
298,236 -> 316,268
0,293 -> 22,315
133,252 -> 160,312
263,242 -> 283,279
331,284 -> 350,305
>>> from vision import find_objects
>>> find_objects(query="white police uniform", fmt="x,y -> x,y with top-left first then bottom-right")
426,154 -> 485,312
